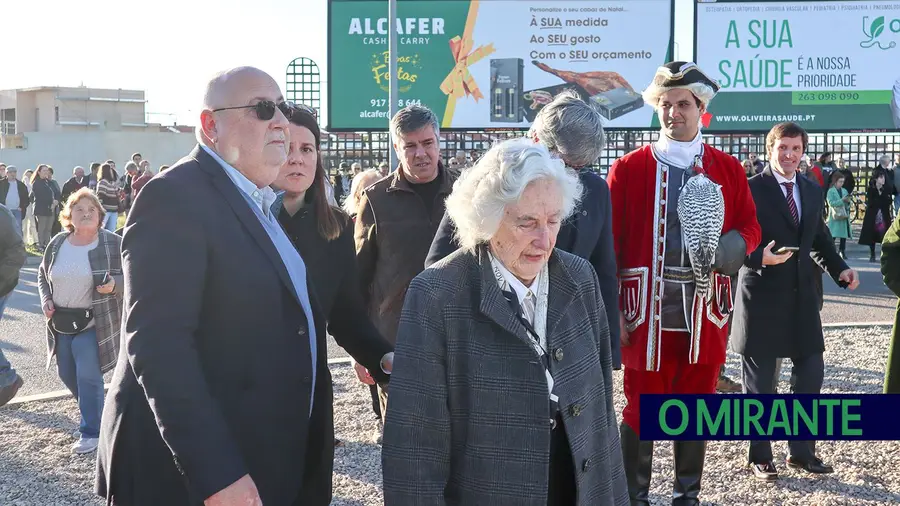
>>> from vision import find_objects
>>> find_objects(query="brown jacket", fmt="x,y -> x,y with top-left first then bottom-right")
355,165 -> 456,345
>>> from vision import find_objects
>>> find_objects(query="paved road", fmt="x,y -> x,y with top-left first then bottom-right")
2,241 -> 895,397
0,263 -> 350,397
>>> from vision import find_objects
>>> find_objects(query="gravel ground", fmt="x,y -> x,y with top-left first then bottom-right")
2,326 -> 898,505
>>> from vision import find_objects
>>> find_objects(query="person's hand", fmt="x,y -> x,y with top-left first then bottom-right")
761,240 -> 793,266
52,200 -> 59,208
839,269 -> 860,290
204,474 -> 262,506
353,361 -> 375,386
619,312 -> 630,347
96,274 -> 115,294
43,301 -> 55,319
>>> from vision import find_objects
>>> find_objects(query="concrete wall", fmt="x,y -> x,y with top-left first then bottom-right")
10,88 -> 150,133
0,130 -> 196,185
15,93 -> 36,132
35,91 -> 56,132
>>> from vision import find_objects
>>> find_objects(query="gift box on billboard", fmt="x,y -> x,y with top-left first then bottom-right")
521,84 -> 592,122
589,87 -> 645,121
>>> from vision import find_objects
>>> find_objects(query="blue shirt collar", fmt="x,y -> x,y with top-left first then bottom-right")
200,144 -> 278,215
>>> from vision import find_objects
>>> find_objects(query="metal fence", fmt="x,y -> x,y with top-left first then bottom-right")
321,129 -> 900,185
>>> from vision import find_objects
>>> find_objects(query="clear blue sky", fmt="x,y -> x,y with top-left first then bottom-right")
2,0 -> 693,127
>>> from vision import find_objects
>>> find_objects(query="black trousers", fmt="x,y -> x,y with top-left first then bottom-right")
741,353 -> 825,464
547,413 -> 576,506
369,383 -> 382,420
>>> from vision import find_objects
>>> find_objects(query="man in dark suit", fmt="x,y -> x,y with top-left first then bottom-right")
730,122 -> 859,482
60,166 -> 90,205
96,67 -> 385,506
425,90 -> 621,369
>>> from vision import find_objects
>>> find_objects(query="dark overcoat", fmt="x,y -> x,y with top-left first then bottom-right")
382,246 -> 628,505
731,168 -> 848,359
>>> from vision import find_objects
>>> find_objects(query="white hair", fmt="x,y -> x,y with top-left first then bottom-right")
642,82 -> 717,110
445,137 -> 583,253
343,168 -> 382,215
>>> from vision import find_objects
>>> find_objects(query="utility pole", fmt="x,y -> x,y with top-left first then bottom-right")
388,0 -> 399,172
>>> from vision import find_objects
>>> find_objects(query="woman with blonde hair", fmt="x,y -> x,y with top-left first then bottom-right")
342,168 -> 382,218
38,187 -> 123,454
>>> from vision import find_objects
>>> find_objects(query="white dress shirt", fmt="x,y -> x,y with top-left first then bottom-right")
199,145 -> 277,216
773,169 -> 802,217
490,253 -> 541,327
654,129 -> 703,169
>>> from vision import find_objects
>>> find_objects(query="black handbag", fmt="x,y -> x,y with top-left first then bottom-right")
50,307 -> 94,335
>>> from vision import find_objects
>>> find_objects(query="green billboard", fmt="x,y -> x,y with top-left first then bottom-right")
328,0 -> 674,130
695,0 -> 900,132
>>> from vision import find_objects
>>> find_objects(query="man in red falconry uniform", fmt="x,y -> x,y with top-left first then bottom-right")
608,61 -> 761,505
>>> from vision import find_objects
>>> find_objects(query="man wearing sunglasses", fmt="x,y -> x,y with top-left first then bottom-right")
97,66 -> 323,506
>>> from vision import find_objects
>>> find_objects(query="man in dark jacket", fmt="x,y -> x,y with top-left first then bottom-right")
96,66 -> 331,506
355,104 -> 456,422
60,166 -> 89,205
425,90 -> 622,369
0,203 -> 26,407
731,122 -> 859,481
0,167 -> 30,231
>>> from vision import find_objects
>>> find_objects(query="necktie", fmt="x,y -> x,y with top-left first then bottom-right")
521,290 -> 536,326
782,182 -> 799,226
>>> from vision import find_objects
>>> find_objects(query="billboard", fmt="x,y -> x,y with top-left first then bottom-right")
327,0 -> 674,130
695,0 -> 900,132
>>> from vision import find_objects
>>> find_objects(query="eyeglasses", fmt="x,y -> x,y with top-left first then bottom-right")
212,100 -> 295,121
291,103 -> 317,118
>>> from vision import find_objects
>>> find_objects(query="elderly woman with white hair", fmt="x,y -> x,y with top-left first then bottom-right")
382,138 -> 628,506
426,89 -> 622,370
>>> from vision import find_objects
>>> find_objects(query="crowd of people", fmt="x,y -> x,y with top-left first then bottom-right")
0,60 -> 896,506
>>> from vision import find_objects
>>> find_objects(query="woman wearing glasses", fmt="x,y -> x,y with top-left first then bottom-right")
270,105 -> 394,505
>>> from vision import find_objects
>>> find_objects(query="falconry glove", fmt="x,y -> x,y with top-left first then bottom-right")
712,230 -> 747,276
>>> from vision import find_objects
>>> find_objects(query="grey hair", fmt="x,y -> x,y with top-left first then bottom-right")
124,161 -> 138,172
527,89 -> 605,168
5,165 -> 15,173
390,105 -> 440,145
445,137 -> 583,253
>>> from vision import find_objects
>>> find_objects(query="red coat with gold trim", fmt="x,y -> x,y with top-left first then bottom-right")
608,144 -> 761,371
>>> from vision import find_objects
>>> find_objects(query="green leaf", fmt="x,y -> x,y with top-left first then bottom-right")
872,16 -> 885,39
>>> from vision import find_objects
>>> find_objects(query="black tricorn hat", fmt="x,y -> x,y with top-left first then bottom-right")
643,61 -> 720,107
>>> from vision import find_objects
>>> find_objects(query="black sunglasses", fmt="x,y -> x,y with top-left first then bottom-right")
212,100 -> 295,121
291,103 -> 317,118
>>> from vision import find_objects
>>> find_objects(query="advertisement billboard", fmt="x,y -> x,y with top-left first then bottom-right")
327,0 -> 674,130
695,0 -> 900,132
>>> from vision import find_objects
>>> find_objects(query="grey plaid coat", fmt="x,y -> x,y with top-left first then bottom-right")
382,246 -> 628,505
38,229 -> 123,374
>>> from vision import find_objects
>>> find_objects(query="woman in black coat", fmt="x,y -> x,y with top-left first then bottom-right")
859,169 -> 894,262
29,164 -> 61,251
271,106 -> 394,505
